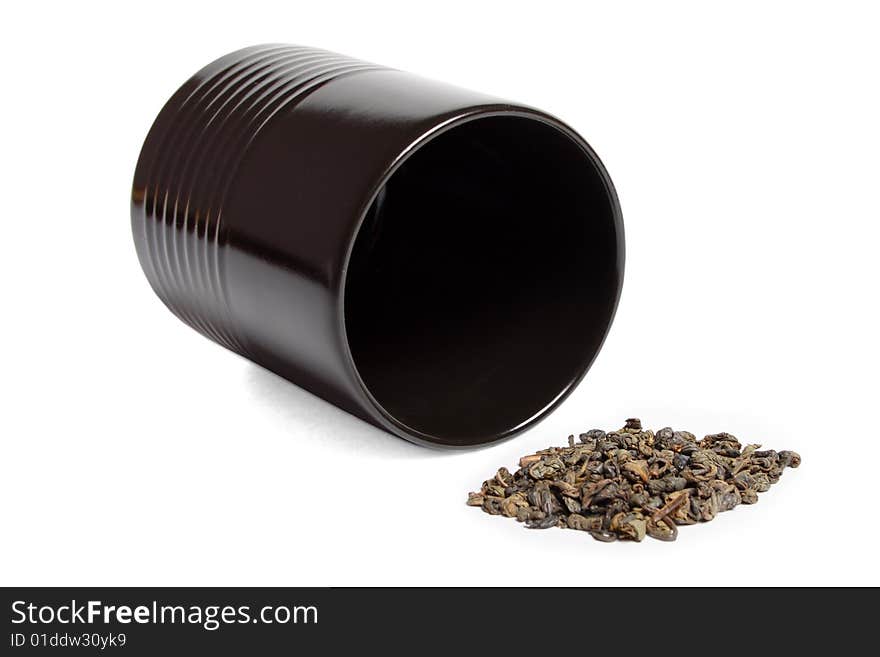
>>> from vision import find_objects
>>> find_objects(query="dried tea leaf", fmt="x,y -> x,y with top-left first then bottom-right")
500,493 -> 529,518
525,514 -> 559,529
622,459 -> 650,483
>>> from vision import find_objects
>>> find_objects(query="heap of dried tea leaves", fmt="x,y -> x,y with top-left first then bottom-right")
467,419 -> 800,542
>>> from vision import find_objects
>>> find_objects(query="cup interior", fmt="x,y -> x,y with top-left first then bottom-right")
344,115 -> 622,446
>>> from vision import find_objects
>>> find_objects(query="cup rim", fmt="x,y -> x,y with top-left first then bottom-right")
337,106 -> 625,449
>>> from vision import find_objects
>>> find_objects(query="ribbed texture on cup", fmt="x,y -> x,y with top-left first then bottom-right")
132,45 -> 383,355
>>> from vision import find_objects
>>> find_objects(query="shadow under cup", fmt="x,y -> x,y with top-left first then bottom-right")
344,116 -> 622,446
131,44 -> 623,449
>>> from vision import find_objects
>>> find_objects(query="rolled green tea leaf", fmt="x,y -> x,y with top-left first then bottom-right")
466,419 -> 800,542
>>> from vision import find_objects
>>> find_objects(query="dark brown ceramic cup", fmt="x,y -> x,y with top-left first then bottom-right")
131,44 -> 624,448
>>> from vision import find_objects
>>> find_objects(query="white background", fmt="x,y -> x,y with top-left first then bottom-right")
1,1 -> 878,586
